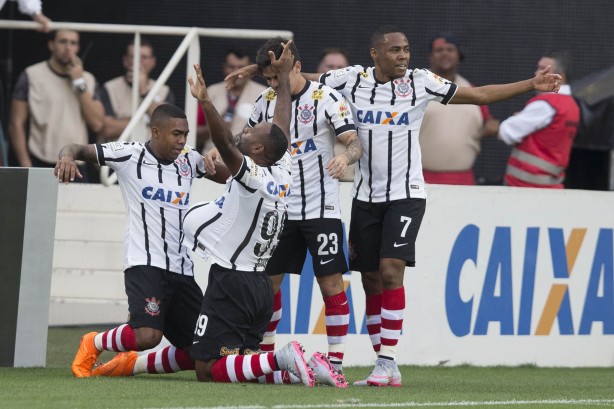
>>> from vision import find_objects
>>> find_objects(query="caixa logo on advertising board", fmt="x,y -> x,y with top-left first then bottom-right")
446,224 -> 614,336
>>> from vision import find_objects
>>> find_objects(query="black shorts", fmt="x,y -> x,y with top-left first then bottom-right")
190,264 -> 274,362
125,265 -> 203,349
348,198 -> 426,272
265,218 -> 348,277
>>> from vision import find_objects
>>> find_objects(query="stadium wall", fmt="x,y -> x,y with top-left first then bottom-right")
52,181 -> 614,367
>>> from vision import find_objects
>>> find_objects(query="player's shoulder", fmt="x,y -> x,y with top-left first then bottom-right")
101,140 -> 143,155
414,68 -> 451,85
258,87 -> 277,102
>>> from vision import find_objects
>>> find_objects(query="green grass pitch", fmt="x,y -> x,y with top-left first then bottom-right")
0,326 -> 612,409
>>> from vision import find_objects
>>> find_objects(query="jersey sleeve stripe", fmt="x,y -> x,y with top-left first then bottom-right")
334,124 -> 355,136
234,156 -> 249,181
95,144 -> 105,166
441,83 -> 458,105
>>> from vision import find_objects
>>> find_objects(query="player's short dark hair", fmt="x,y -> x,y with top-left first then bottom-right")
543,49 -> 573,81
370,25 -> 403,49
150,104 -> 186,127
256,37 -> 300,72
263,124 -> 288,163
318,48 -> 350,64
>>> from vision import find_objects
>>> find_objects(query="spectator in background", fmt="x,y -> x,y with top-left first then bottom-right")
317,48 -> 350,73
9,29 -> 104,181
97,39 -> 174,144
316,47 -> 356,182
0,0 -> 51,31
499,50 -> 579,188
420,33 -> 500,185
196,47 -> 266,153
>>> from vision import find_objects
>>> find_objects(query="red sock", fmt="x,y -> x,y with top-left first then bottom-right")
210,353 -> 277,383
380,287 -> 405,359
144,345 -> 194,373
365,293 -> 383,353
324,291 -> 349,365
260,290 -> 282,352
94,324 -> 138,352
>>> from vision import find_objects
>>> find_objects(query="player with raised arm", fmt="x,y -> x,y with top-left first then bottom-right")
226,25 -> 562,387
182,40 -> 317,386
206,38 -> 361,387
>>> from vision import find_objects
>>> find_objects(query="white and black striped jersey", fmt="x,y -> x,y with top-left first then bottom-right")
96,141 -> 206,276
248,81 -> 355,220
182,152 -> 292,272
320,65 -> 458,202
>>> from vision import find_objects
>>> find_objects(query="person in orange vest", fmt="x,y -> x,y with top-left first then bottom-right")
499,50 -> 580,188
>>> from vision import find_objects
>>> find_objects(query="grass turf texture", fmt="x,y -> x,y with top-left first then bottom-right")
0,326 -> 612,409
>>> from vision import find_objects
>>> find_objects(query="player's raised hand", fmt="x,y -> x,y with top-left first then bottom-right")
224,64 -> 258,89
204,147 -> 221,175
269,40 -> 294,75
534,65 -> 562,93
188,64 -> 209,101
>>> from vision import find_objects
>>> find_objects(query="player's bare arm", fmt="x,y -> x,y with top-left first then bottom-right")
451,65 -> 562,105
189,63 -> 244,175
55,143 -> 97,184
224,64 -> 258,90
326,131 -> 361,179
268,41 -> 294,145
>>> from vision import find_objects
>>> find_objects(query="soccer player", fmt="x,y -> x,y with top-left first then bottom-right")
226,25 -> 562,387
56,103 -> 227,378
206,38 -> 361,387
183,40 -> 323,386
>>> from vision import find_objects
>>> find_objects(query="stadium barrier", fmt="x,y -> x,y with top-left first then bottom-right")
1,168 -> 57,367
51,181 -> 614,367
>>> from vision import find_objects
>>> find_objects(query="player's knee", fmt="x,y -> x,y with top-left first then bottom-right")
360,270 -> 382,295
134,328 -> 163,350
380,257 -> 405,288
317,273 -> 344,297
195,359 -> 214,382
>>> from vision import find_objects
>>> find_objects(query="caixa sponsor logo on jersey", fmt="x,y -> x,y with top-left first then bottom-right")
267,182 -> 291,198
142,186 -> 190,205
290,139 -> 317,156
356,110 -> 409,125
446,225 -> 614,337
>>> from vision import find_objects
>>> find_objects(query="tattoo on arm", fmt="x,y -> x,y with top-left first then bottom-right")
342,134 -> 362,165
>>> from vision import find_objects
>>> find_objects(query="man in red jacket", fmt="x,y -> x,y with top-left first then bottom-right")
499,50 -> 580,188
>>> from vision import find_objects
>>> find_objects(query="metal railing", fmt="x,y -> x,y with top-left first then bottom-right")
0,20 -> 293,185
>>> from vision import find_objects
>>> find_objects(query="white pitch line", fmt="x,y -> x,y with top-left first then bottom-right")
152,398 -> 614,409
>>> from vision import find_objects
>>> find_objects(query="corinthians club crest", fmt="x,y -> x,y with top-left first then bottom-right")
394,78 -> 413,98
297,104 -> 315,124
145,297 -> 161,316
175,156 -> 191,177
